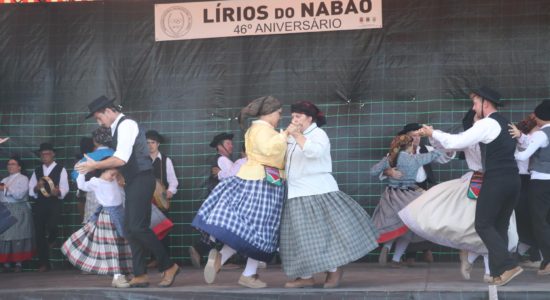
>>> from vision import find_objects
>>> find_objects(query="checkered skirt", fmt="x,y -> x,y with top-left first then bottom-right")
192,176 -> 285,262
61,209 -> 132,275
279,191 -> 379,278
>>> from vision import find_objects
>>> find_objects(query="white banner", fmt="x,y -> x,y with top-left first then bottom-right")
155,0 -> 382,41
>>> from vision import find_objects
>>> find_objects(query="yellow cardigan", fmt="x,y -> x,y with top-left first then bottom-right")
237,120 -> 288,180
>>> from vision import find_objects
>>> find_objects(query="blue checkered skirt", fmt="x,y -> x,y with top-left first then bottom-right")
280,191 -> 379,278
192,176 -> 285,262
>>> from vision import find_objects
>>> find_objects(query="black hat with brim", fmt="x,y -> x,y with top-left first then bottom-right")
37,142 -> 55,153
398,123 -> 422,135
534,99 -> 550,121
209,132 -> 234,148
471,86 -> 503,106
86,95 -> 116,119
146,130 -> 165,143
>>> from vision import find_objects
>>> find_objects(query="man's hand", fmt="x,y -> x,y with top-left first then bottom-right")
75,154 -> 98,174
383,167 -> 403,179
0,137 -> 9,144
34,179 -> 45,193
419,125 -> 434,137
166,191 -> 174,199
50,186 -> 61,197
211,166 -> 220,177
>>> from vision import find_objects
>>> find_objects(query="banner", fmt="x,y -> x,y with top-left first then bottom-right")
155,0 -> 382,41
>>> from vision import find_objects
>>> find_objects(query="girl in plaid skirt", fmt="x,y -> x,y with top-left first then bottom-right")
192,96 -> 298,288
62,166 -> 132,288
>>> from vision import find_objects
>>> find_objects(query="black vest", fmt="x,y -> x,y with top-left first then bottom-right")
34,163 -> 64,201
112,116 -> 152,181
206,154 -> 222,193
419,144 -> 435,185
530,127 -> 550,173
480,113 -> 518,172
152,154 -> 169,188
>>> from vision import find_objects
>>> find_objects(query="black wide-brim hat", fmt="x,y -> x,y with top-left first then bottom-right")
398,123 -> 422,135
146,130 -> 165,143
471,86 -> 503,106
36,142 -> 55,153
534,99 -> 550,121
86,95 -> 116,119
209,132 -> 234,148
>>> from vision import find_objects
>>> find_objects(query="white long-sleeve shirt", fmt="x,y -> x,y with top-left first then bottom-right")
28,162 -> 69,199
110,113 -> 139,163
151,152 -> 179,194
432,114 -> 501,150
2,173 -> 29,203
76,173 -> 123,207
515,124 -> 550,180
217,156 -> 235,180
285,123 -> 339,199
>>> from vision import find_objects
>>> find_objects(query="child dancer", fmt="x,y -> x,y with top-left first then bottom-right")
62,166 -> 132,288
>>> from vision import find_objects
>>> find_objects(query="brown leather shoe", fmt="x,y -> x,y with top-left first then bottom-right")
323,268 -> 343,288
493,266 -> 523,286
158,264 -> 180,287
537,263 -> 550,275
284,277 -> 315,288
204,249 -> 221,284
238,274 -> 267,288
129,274 -> 150,288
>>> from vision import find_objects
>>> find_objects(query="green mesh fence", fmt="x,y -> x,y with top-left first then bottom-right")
0,97 -> 541,268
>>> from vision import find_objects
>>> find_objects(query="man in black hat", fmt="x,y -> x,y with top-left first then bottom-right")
514,100 -> 550,275
145,130 -> 178,268
189,132 -> 235,268
420,86 -> 523,286
76,96 -> 180,287
29,142 -> 69,272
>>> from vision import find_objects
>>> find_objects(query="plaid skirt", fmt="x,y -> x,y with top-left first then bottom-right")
280,191 -> 379,278
61,209 -> 132,275
0,202 -> 34,262
372,186 -> 424,243
192,176 -> 285,262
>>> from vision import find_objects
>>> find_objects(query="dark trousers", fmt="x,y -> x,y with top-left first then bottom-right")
125,171 -> 172,276
528,179 -> 550,267
32,198 -> 61,265
474,170 -> 520,276
516,175 -> 538,247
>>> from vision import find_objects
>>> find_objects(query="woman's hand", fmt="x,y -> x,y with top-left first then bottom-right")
508,123 -> 521,139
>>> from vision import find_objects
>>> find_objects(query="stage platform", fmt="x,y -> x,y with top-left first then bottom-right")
0,262 -> 547,299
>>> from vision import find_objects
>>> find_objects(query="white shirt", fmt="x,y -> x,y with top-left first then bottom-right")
28,162 -> 69,199
432,114 -> 501,150
515,124 -> 550,180
151,152 -> 179,194
515,132 -> 535,175
76,173 -> 123,207
217,155 -> 235,180
110,113 -> 139,163
285,123 -> 339,199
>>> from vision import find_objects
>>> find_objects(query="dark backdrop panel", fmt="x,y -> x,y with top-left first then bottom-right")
0,0 -> 548,266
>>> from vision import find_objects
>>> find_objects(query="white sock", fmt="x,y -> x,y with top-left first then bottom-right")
242,258 -> 259,277
517,242 -> 530,256
220,245 -> 237,265
392,237 -> 410,262
114,273 -> 124,279
327,267 -> 337,273
384,240 -> 394,250
467,252 -> 480,264
483,255 -> 490,275
300,275 -> 313,279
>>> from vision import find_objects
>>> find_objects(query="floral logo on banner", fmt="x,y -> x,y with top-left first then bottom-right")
161,6 -> 192,38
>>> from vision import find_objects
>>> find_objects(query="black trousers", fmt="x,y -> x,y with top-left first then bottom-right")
125,171 -> 172,276
528,179 -> 550,268
515,175 -> 538,247
32,198 -> 62,265
474,169 -> 520,277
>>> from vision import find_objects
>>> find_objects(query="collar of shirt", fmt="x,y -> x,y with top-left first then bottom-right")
43,161 -> 58,173
303,123 -> 318,135
110,113 -> 126,136
152,152 -> 163,161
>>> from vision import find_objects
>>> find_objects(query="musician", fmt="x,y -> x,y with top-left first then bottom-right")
146,130 -> 178,267
29,142 -> 69,272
